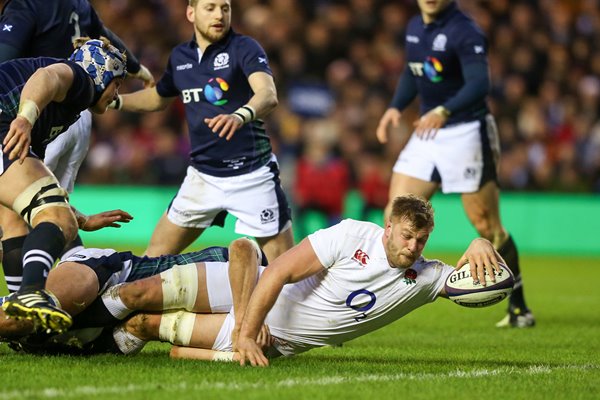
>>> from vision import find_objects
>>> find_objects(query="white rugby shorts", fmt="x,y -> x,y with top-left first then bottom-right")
44,110 -> 93,193
393,115 -> 500,193
167,155 -> 292,237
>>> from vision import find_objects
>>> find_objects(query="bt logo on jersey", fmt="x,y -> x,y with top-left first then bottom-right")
352,249 -> 369,267
408,57 -> 444,83
204,77 -> 230,106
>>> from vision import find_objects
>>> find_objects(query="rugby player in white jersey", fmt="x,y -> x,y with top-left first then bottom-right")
84,195 -> 503,364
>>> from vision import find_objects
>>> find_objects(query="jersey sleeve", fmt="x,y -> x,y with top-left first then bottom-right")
451,21 -> 488,66
307,219 -> 353,269
156,52 -> 179,97
237,36 -> 272,77
61,60 -> 95,108
425,260 -> 455,301
0,0 -> 37,59
86,5 -> 105,39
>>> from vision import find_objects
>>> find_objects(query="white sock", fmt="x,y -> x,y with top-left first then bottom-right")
113,325 -> 146,355
102,284 -> 132,320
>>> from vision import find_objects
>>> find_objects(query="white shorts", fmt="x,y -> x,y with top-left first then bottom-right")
209,264 -> 266,351
205,261 -> 233,313
212,312 -> 235,351
44,110 -> 92,193
393,115 -> 500,193
167,155 -> 292,237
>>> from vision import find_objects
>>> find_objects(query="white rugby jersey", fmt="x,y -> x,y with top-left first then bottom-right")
265,219 -> 454,356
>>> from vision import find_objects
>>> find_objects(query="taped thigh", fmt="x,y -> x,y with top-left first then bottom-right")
160,263 -> 199,311
158,310 -> 196,346
12,176 -> 69,225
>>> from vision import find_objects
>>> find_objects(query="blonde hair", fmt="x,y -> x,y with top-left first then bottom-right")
390,194 -> 434,231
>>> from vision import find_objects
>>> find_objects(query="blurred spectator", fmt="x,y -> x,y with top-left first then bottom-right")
293,119 -> 350,236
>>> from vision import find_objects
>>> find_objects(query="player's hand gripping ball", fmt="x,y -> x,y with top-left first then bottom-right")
444,263 -> 514,307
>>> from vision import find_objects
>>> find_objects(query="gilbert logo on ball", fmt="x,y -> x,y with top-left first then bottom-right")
444,263 -> 514,308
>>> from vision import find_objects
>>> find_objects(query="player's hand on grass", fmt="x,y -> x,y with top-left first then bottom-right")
456,238 -> 504,286
256,324 -> 273,349
414,108 -> 448,140
376,108 -> 402,144
237,336 -> 269,367
4,117 -> 33,163
80,209 -> 134,231
205,114 -> 243,141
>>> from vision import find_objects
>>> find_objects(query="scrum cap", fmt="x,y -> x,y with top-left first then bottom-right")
70,38 -> 127,95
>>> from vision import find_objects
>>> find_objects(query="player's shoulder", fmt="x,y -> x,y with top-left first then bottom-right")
447,8 -> 485,37
230,31 -> 265,52
337,218 -> 383,238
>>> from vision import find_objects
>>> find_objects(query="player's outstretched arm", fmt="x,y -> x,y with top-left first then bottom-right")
73,207 -> 133,231
112,87 -> 173,113
237,238 -> 324,367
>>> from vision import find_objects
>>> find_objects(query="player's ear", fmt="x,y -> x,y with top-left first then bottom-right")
384,220 -> 393,237
186,5 -> 195,23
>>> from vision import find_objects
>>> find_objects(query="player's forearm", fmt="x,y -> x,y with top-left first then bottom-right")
119,87 -> 171,113
238,268 -> 285,340
246,87 -> 278,120
390,67 -> 418,111
228,239 -> 260,331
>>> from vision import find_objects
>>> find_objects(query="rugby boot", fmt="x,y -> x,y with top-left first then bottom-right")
496,306 -> 535,328
2,289 -> 72,333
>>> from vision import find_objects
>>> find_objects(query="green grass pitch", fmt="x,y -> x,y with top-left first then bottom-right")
1,254 -> 598,400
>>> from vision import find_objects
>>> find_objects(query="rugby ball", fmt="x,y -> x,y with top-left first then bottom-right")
444,263 -> 514,308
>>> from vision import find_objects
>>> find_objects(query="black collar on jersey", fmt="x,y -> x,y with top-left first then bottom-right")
422,1 -> 458,28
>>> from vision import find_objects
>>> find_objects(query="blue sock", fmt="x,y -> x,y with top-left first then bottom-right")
19,222 -> 66,292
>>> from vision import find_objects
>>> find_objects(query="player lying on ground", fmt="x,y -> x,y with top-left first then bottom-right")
0,238 -> 266,355
61,195 -> 505,364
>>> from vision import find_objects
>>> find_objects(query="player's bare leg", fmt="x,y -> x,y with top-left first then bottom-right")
0,158 -> 77,333
383,172 -> 439,223
123,311 -> 230,360
117,262 -> 211,313
144,213 -> 205,257
45,262 -> 100,316
461,181 -> 534,328
255,225 -> 294,263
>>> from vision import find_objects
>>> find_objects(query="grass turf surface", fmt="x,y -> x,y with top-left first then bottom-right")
1,254 -> 598,400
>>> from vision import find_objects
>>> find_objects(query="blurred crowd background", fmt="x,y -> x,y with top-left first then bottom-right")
82,0 -> 599,222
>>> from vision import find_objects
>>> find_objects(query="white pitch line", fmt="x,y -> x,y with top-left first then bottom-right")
0,364 -> 596,399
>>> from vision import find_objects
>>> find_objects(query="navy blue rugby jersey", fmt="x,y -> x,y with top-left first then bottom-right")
0,0 -> 103,59
405,2 -> 488,124
0,57 -> 94,158
156,30 -> 273,177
